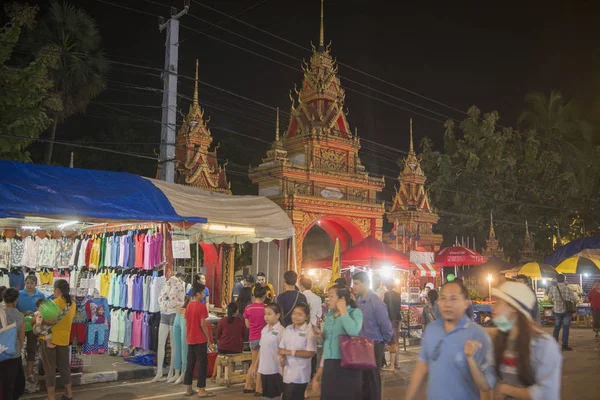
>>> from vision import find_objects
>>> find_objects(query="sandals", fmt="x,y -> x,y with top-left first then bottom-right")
184,391 -> 197,397
197,393 -> 215,398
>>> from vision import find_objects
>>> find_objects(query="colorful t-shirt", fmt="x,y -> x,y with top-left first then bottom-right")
185,300 -> 209,345
243,302 -> 267,341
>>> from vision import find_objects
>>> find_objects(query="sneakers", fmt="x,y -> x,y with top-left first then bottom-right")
562,346 -> 573,351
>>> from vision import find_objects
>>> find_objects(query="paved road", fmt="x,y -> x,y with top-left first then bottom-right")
22,328 -> 600,400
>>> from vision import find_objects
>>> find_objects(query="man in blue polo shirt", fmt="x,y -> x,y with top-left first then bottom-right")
406,281 -> 495,400
353,272 -> 393,400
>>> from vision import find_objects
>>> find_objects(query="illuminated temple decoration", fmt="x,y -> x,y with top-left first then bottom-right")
520,220 -> 536,262
386,119 -> 443,252
250,0 -> 385,270
175,60 -> 231,194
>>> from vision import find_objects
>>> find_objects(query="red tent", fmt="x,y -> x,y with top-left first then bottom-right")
311,236 -> 410,269
434,246 -> 486,267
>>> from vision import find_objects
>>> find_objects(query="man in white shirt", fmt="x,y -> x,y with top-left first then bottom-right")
299,277 -> 322,326
373,273 -> 387,301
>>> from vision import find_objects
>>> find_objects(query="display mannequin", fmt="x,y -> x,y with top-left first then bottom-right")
168,305 -> 188,384
152,275 -> 185,382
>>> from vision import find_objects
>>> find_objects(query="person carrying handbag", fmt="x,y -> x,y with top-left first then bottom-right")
547,274 -> 576,351
311,284 -> 363,400
0,288 -> 26,400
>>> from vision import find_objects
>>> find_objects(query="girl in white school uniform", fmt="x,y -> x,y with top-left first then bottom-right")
251,303 -> 285,400
279,304 -> 317,400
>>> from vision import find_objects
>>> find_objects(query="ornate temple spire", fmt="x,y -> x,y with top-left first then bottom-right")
319,0 -> 325,49
275,107 -> 280,141
409,117 -> 414,153
489,210 -> 496,239
193,59 -> 199,105
520,220 -> 536,262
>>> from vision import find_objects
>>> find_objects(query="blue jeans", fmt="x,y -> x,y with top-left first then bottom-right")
173,314 -> 188,372
553,312 -> 571,346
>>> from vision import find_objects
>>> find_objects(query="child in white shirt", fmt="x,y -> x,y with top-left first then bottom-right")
252,303 -> 285,400
279,303 -> 317,400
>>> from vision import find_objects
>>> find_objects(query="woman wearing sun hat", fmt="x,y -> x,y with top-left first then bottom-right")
462,281 -> 562,400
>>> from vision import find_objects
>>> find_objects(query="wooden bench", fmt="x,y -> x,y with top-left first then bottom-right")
211,352 -> 254,387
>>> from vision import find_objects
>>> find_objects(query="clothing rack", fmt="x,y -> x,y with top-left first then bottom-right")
83,222 -> 161,235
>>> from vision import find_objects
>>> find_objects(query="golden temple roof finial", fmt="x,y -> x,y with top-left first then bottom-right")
319,0 -> 325,49
489,210 -> 496,239
409,118 -> 414,153
193,59 -> 199,106
275,107 -> 280,141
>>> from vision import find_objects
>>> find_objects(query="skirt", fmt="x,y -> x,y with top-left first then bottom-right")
321,359 -> 362,400
261,373 -> 284,398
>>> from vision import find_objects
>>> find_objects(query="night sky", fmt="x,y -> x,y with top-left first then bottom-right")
21,0 -> 600,194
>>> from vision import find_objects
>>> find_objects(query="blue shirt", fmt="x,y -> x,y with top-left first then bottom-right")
17,289 -> 46,313
419,314 -> 495,400
187,287 -> 210,304
357,291 -> 393,343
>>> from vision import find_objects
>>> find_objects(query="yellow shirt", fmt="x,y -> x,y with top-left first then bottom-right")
252,283 -> 275,301
39,271 -> 53,286
99,272 -> 112,298
47,298 -> 76,346
89,237 -> 101,268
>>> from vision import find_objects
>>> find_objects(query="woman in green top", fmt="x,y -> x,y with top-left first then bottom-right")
311,284 -> 363,400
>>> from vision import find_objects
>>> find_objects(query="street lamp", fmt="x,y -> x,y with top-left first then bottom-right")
487,273 -> 493,304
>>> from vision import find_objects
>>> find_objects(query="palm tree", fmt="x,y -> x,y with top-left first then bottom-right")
518,90 -> 579,142
37,1 -> 109,164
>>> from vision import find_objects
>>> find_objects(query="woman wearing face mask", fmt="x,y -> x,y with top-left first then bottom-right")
464,282 -> 562,400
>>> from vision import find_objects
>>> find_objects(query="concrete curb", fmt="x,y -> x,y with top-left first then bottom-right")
42,366 -> 156,389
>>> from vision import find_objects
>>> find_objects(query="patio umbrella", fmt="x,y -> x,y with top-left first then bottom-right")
518,262 -> 559,281
434,246 -> 487,267
555,256 -> 600,288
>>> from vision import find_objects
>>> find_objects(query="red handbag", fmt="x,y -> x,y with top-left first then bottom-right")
338,335 -> 376,370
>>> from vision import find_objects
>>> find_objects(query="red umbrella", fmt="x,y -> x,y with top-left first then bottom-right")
311,236 -> 410,269
435,246 -> 486,267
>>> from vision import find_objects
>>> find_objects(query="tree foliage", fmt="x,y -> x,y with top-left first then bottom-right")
0,3 -> 62,162
421,103 -> 599,262
32,1 -> 109,164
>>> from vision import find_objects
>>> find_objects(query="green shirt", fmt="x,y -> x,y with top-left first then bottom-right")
322,306 -> 363,360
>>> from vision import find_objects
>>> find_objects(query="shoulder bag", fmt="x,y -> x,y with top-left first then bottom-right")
338,333 -> 376,370
556,285 -> 576,314
0,308 -> 18,362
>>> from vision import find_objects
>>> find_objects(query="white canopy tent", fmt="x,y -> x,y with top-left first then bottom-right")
148,178 -> 295,245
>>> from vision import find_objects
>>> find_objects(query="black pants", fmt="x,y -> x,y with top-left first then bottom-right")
0,357 -> 25,400
283,382 -> 308,400
184,343 -> 208,388
361,342 -> 385,400
310,354 -> 317,379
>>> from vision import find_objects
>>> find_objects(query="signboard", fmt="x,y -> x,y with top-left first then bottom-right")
172,240 -> 191,259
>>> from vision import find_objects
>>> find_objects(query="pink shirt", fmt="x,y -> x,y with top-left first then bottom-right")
243,302 -> 267,341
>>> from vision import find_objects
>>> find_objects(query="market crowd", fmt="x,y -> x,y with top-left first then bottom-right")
2,269 -> 598,400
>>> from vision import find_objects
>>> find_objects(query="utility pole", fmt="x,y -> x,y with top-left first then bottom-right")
158,1 -> 189,182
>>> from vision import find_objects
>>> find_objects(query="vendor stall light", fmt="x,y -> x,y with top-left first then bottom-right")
487,273 -> 493,304
542,279 -> 547,285
57,221 -> 79,229
203,224 -> 255,235
308,269 -> 317,277
584,273 -> 590,278
21,226 -> 41,230
381,266 -> 393,278
394,279 -> 400,285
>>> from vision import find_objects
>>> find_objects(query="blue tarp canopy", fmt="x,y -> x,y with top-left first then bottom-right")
0,160 -> 207,224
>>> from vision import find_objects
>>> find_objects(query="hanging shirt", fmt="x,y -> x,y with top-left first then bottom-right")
84,238 -> 94,267
127,231 -> 136,268
21,236 -> 41,267
0,239 -> 11,268
104,236 -> 112,268
127,275 -> 135,309
143,234 -> 152,270
77,238 -> 88,268
153,233 -> 163,267
111,235 -> 120,268
100,271 -> 112,298
109,309 -> 121,343
120,275 -> 128,308
57,237 -> 73,268
87,297 -> 110,324
37,237 -> 56,267
38,270 -> 53,286
9,269 -> 25,290
121,235 -> 129,268
149,276 -> 165,313
89,237 -> 101,269
73,296 -> 90,324
135,233 -> 145,269
11,238 -> 25,266
142,275 -> 151,311
133,275 -> 144,311
69,238 -> 81,267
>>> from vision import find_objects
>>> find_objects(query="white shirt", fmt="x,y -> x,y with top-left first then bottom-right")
127,275 -> 135,309
279,323 -> 317,384
258,322 -> 284,376
302,290 -> 323,326
149,276 -> 165,313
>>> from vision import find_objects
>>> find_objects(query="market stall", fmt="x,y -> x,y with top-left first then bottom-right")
0,160 -> 294,384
